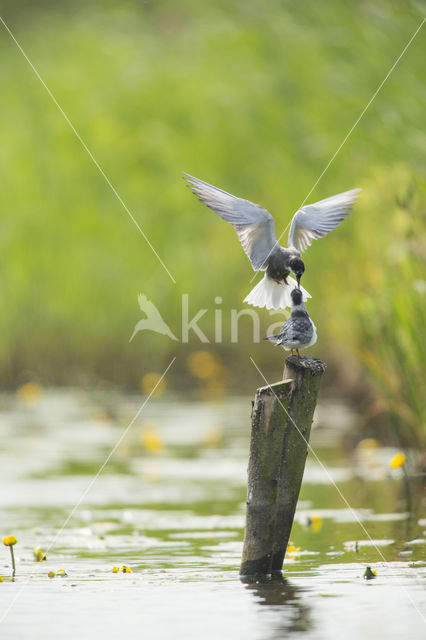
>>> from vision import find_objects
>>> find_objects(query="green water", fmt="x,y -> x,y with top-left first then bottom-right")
0,390 -> 424,639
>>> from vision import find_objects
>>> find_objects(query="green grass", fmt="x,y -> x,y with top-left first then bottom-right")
0,1 -> 424,440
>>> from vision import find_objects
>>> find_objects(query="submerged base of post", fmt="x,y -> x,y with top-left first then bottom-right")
240,355 -> 326,577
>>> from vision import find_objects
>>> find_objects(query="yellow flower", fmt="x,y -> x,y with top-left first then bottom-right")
141,372 -> 166,397
112,566 -> 119,573
56,569 -> 67,577
120,566 -> 132,573
390,452 -> 406,469
187,351 -> 222,380
33,548 -> 46,562
17,382 -> 42,406
357,438 -> 380,450
140,425 -> 164,453
2,536 -> 17,546
0,576 -> 4,582
286,544 -> 301,556
307,515 -> 323,533
48,571 -> 56,578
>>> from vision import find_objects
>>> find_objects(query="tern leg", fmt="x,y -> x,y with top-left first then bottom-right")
296,349 -> 301,359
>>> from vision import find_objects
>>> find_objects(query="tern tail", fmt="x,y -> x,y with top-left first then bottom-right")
263,334 -> 282,344
244,274 -> 310,310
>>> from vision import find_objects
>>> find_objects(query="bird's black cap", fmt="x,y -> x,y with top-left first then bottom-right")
290,288 -> 303,305
289,257 -> 305,287
289,257 -> 305,275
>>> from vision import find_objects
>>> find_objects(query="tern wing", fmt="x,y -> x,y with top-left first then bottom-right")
287,317 -> 314,342
184,173 -> 278,271
288,189 -> 360,253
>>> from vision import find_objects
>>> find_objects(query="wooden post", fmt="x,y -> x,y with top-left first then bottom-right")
240,379 -> 293,576
240,355 -> 326,577
271,355 -> 326,571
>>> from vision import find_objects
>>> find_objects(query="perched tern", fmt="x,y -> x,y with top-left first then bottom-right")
264,287 -> 317,357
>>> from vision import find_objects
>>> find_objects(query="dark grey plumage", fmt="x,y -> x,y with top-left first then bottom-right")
264,288 -> 317,354
267,311 -> 314,346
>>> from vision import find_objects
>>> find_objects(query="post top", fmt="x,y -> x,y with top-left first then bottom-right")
256,379 -> 292,396
285,355 -> 327,374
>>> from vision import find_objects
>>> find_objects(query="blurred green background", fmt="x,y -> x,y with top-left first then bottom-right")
0,1 -> 425,442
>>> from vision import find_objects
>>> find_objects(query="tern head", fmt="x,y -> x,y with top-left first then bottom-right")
290,287 -> 303,306
288,257 -> 305,286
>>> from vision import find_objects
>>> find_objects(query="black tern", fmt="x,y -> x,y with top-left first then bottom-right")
184,173 -> 360,310
264,287 -> 317,357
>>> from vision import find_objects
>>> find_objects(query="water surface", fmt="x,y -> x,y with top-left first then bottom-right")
0,390 -> 424,639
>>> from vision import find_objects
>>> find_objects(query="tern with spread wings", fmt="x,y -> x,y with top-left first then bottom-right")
184,174 -> 360,310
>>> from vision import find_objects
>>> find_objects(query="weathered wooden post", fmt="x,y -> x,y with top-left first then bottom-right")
240,355 -> 326,576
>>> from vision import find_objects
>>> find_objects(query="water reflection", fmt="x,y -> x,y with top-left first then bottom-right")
241,574 -> 312,635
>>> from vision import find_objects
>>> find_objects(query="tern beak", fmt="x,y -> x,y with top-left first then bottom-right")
296,274 -> 301,288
